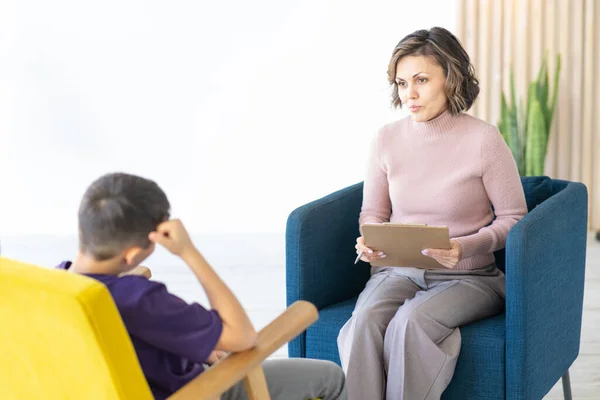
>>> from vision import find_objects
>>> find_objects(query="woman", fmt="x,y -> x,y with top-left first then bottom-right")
337,27 -> 527,400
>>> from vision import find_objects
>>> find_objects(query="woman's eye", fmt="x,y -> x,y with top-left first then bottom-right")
397,81 -> 406,88
417,77 -> 427,83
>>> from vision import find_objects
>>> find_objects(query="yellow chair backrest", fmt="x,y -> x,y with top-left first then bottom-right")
0,257 -> 154,400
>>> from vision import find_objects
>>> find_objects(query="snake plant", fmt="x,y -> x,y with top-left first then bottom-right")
498,53 -> 561,176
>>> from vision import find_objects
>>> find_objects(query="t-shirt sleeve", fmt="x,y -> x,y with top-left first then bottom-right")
125,281 -> 223,365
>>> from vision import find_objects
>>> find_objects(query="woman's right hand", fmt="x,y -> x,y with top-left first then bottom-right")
356,236 -> 386,263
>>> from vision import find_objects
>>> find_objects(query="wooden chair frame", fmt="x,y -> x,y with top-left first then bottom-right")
125,266 -> 318,400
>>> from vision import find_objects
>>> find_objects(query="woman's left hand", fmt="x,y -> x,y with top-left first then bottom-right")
422,239 -> 462,269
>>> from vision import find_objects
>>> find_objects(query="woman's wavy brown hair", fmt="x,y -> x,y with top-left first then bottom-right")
387,27 -> 479,115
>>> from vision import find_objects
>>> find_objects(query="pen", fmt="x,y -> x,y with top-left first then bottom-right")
354,251 -> 364,264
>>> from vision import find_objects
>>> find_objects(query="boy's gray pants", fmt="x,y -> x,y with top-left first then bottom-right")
337,264 -> 505,400
221,358 -> 347,400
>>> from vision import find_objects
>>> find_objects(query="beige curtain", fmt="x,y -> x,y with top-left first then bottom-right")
455,0 -> 600,230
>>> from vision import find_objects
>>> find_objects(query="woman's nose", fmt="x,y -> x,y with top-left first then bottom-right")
407,85 -> 418,99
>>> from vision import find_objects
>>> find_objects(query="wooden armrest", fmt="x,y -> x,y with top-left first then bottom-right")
120,265 -> 152,279
167,300 -> 319,400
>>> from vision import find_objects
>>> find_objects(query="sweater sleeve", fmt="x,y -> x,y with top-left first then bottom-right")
359,127 -> 392,229
453,126 -> 528,259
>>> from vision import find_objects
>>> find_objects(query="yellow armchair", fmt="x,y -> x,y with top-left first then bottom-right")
0,257 -> 318,400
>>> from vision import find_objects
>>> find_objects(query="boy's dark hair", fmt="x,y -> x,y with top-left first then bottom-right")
78,172 -> 171,261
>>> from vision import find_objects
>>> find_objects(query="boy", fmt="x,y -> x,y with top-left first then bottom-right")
58,172 -> 346,400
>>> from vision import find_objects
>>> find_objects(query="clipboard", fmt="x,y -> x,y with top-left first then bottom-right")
361,223 -> 451,269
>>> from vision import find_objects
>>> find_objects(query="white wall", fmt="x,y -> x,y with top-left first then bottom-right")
0,0 -> 456,235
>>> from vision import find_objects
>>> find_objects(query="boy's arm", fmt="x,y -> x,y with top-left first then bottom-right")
168,300 -> 318,400
148,219 -> 257,353
181,248 -> 257,352
125,281 -> 223,365
121,263 -> 254,354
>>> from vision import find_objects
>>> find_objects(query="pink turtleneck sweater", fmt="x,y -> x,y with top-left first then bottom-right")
360,110 -> 528,270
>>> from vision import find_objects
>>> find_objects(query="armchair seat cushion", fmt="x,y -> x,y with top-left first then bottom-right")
306,296 -> 506,400
306,297 -> 356,364
443,313 -> 506,399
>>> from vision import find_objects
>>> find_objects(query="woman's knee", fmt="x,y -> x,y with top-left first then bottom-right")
387,307 -> 426,333
349,310 -> 389,336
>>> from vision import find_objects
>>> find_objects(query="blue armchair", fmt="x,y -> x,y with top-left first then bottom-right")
286,176 -> 587,400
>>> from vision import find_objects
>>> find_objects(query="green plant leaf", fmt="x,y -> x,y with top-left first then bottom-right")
498,53 -> 560,175
499,93 -> 511,149
548,53 -> 562,133
525,82 -> 537,141
510,69 -> 517,120
510,105 -> 522,174
538,55 -> 549,120
525,100 -> 547,176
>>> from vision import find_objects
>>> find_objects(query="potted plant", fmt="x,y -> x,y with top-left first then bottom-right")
497,53 -> 561,177
498,55 -> 600,241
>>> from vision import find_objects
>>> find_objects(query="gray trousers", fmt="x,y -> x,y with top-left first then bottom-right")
221,358 -> 347,400
337,264 -> 505,400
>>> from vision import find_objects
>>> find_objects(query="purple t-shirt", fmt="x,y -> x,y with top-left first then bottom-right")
57,261 -> 223,400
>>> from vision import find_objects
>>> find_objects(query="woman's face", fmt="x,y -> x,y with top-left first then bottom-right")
395,55 -> 448,122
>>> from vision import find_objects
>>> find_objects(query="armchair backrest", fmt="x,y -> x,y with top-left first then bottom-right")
493,176 -> 564,272
0,257 -> 153,400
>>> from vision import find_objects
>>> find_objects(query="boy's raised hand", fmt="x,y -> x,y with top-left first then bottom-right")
152,220 -> 258,352
149,219 -> 195,257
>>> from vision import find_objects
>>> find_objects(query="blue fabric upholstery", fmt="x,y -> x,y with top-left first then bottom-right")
286,177 -> 588,399
493,176 -> 552,273
286,183 -> 371,358
522,176 -> 553,211
305,297 -> 356,365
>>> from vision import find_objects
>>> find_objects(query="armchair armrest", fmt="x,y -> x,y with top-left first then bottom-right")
168,300 -> 318,400
286,182 -> 370,311
504,181 -> 588,400
286,182 -> 371,358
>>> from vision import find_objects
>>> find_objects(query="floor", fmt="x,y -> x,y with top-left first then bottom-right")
2,232 -> 599,399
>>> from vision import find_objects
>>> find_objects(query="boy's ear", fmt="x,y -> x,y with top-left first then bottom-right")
123,245 -> 154,267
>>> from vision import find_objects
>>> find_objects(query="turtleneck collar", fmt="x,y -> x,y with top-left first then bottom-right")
410,108 -> 461,137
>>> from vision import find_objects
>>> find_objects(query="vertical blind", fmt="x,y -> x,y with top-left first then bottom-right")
455,0 -> 599,230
